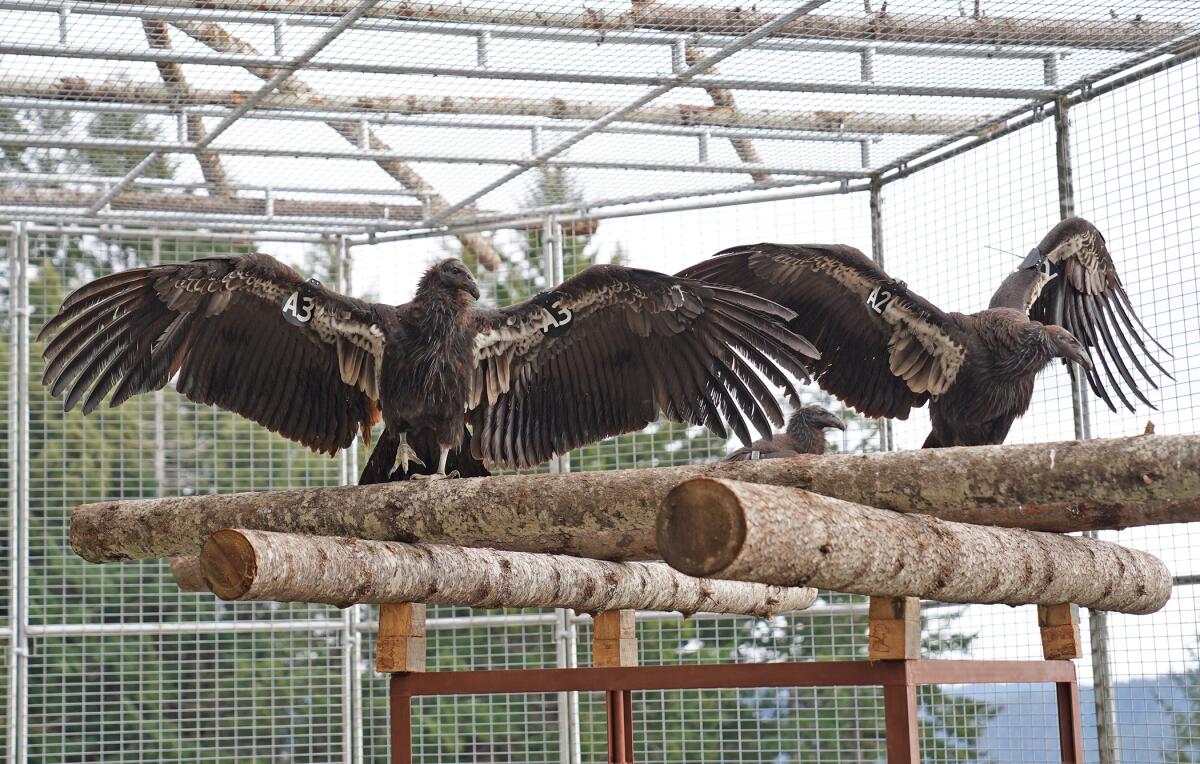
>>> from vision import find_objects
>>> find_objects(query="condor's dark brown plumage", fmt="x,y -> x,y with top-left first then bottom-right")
680,217 -> 1169,448
723,404 -> 846,461
40,254 -> 818,477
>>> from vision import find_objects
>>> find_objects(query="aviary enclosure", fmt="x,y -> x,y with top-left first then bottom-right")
0,1 -> 1198,762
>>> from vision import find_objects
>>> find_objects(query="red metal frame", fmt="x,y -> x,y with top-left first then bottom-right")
388,659 -> 1082,763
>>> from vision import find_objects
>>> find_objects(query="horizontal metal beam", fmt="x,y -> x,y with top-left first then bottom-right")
404,177 -> 836,233
0,132 -> 858,177
0,208 -> 369,234
1,186 -> 425,220
16,0 -> 1186,51
0,96 -> 881,145
22,222 -> 330,243
0,42 -> 1057,99
0,0 -> 1080,59
0,77 -> 981,135
0,169 -> 428,198
358,180 -> 870,246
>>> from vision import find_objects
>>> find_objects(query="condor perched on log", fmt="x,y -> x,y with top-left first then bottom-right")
723,404 -> 845,461
39,255 -> 818,478
680,217 -> 1170,448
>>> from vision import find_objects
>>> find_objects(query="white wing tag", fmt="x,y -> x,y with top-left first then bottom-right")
282,279 -> 321,326
866,285 -> 895,315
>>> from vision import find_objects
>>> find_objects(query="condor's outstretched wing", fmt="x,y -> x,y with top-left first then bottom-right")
679,244 -> 965,420
39,253 -> 384,455
988,217 -> 1171,412
467,264 -> 819,469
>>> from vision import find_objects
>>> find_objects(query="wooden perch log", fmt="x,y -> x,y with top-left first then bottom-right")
83,0 -> 1188,51
69,434 -> 1200,564
657,478 -> 1171,615
169,556 -> 208,592
198,529 -> 817,615
0,78 -> 982,135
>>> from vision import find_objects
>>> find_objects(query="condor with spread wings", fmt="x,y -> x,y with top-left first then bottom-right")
679,217 -> 1169,448
39,254 -> 818,478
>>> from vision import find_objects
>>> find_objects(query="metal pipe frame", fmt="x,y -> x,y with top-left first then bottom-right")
0,97 -> 883,145
0,40 -> 1059,100
428,0 -> 836,227
0,0 -> 1079,59
875,26 -> 1200,186
5,222 -> 30,764
361,180 -> 868,246
83,0 -> 384,215
390,659 -> 1084,764
0,133 -> 853,179
6,18 -> 1193,242
0,169 -> 428,200
0,207 -> 386,235
20,222 -> 328,243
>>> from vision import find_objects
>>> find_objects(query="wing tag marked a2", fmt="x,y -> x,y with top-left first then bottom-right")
866,285 -> 895,316
282,278 -> 322,326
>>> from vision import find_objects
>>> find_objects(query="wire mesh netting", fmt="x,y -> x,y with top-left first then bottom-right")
1,0 -> 1199,762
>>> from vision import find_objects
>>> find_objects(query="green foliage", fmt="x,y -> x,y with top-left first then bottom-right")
1161,642 -> 1200,762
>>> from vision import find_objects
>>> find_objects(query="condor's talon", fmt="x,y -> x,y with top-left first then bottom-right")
388,433 -> 425,478
409,469 -> 458,481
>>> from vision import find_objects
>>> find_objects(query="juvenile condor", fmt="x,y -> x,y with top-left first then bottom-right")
723,403 -> 845,461
680,217 -> 1170,448
39,256 -> 819,478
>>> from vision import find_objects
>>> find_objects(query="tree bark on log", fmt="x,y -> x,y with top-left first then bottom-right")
81,0 -> 1187,51
0,78 -> 982,135
168,20 -> 501,270
198,529 -> 817,615
69,434 -> 1200,564
657,478 -> 1171,615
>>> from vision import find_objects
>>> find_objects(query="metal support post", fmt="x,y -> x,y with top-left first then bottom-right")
541,215 -> 579,763
6,222 -> 30,764
334,234 -> 364,764
868,179 -> 892,452
1056,95 -> 1118,764
152,238 -> 168,494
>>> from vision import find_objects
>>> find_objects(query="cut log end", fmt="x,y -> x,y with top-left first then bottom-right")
658,477 -> 746,578
201,528 -> 258,601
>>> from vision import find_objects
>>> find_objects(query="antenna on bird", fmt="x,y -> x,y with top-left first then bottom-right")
984,245 -> 1022,259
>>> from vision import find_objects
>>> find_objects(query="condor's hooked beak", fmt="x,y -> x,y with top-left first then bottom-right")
1063,345 -> 1093,372
466,280 -> 480,300
814,409 -> 847,431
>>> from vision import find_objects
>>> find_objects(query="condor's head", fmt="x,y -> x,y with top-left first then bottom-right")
420,258 -> 481,301
1044,324 -> 1092,371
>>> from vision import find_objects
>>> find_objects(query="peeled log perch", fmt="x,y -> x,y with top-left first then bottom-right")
199,529 -> 817,615
69,434 -> 1200,564
658,479 -> 1171,615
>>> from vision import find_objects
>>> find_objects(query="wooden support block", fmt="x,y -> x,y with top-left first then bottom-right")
868,596 -> 921,660
593,610 -> 638,668
376,603 -> 427,673
1038,603 -> 1082,660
